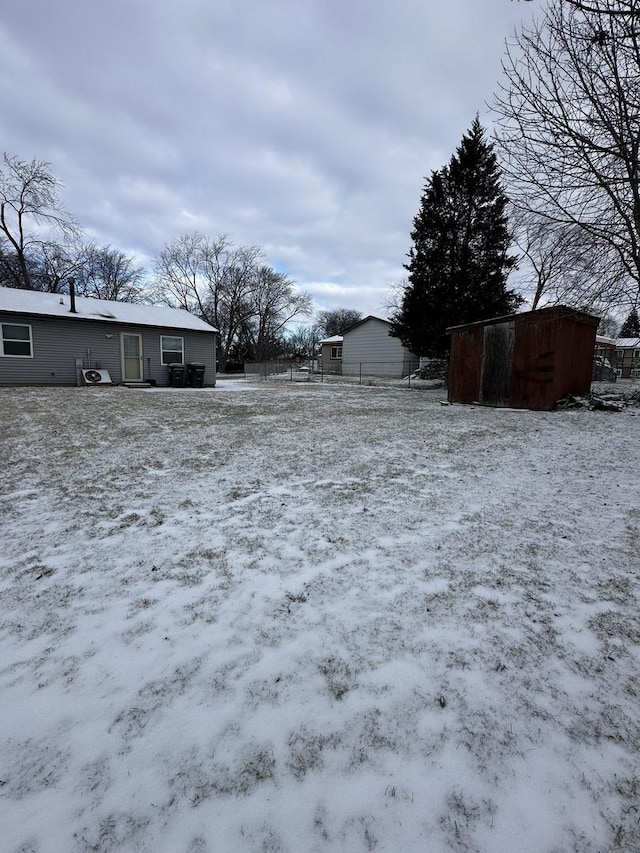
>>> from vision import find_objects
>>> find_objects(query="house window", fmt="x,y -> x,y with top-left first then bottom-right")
161,335 -> 184,365
1,323 -> 33,357
330,346 -> 343,359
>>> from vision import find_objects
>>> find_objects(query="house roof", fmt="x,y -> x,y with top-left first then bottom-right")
616,337 -> 640,348
596,335 -> 617,347
319,335 -> 343,344
342,315 -> 391,334
0,287 -> 218,333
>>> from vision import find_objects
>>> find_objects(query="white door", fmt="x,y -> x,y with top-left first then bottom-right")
121,333 -> 143,381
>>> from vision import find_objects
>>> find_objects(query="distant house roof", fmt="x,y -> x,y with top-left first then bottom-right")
319,335 -> 343,344
342,315 -> 391,334
596,335 -> 616,348
0,287 -> 218,333
616,337 -> 640,348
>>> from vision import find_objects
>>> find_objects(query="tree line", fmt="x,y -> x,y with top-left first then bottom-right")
0,153 -> 322,368
6,0 -> 639,362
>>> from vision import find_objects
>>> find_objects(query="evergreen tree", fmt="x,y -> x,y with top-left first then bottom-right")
619,307 -> 640,337
391,118 -> 520,357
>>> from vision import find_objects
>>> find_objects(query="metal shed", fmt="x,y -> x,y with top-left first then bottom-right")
447,306 -> 599,410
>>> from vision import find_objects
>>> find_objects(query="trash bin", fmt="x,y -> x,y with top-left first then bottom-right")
187,363 -> 206,387
167,363 -> 186,387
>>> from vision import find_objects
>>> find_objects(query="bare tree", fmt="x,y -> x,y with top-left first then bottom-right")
512,207 -> 627,309
316,308 -> 362,336
200,239 -> 263,368
284,324 -> 322,359
494,0 -> 640,310
153,234 -> 309,369
75,245 -> 146,302
598,312 -> 620,336
0,153 -> 79,290
0,236 -> 28,288
239,266 -> 312,361
154,233 -> 263,370
154,232 -> 209,314
383,277 -> 408,320
32,240 -> 86,294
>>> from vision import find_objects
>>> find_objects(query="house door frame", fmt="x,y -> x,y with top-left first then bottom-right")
121,332 -> 144,382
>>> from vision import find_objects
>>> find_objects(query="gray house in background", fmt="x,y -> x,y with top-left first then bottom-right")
318,334 -> 343,374
342,315 -> 419,379
0,287 -> 217,387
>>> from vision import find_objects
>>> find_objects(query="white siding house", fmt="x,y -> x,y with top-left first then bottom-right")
341,316 -> 418,378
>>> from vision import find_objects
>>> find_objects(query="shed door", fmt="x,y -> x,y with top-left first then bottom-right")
121,333 -> 143,382
480,321 -> 515,405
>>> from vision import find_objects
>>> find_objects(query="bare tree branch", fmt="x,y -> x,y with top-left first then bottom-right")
316,309 -> 363,336
494,0 -> 640,309
0,153 -> 79,289
153,233 -> 309,368
515,0 -> 639,16
75,244 -> 146,301
512,206 -> 628,309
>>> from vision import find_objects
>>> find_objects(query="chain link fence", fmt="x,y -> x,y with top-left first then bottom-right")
243,359 -> 448,388
243,359 -> 299,380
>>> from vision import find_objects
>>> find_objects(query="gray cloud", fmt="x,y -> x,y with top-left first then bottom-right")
1,0 -> 534,317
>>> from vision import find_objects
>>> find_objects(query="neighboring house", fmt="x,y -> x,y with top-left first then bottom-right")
341,316 -> 419,378
593,335 -> 617,381
318,335 -> 343,374
613,337 -> 640,378
0,287 -> 218,387
594,335 -> 617,360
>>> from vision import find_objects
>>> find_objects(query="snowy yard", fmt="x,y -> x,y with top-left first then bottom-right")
1,380 -> 639,853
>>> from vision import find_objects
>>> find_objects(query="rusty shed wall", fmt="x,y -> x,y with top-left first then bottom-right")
448,324 -> 483,403
510,310 -> 597,408
510,312 -> 559,410
551,312 -> 598,398
447,307 -> 598,410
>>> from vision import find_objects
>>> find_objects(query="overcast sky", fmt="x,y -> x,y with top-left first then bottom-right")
1,0 -> 536,319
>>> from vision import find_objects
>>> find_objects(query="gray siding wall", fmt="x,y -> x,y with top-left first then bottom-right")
0,314 -> 216,386
320,342 -> 342,374
342,319 -> 418,378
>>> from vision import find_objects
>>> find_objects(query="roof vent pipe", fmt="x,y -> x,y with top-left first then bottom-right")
68,278 -> 77,313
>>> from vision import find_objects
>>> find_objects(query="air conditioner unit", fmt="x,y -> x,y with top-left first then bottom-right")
81,368 -> 112,385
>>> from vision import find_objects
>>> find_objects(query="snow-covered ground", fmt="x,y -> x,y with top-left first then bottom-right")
1,381 -> 639,853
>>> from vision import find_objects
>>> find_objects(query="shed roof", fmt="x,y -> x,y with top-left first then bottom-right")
0,287 -> 218,333
446,304 -> 599,333
596,335 -> 616,347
